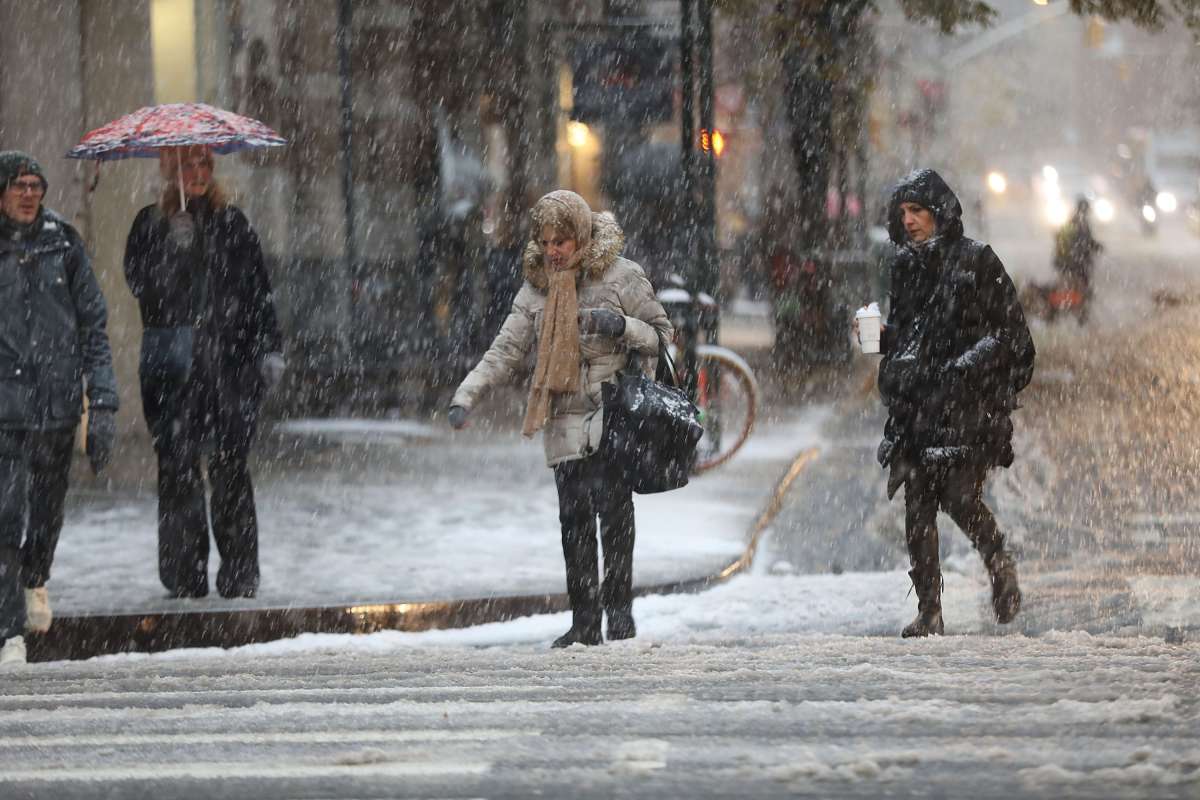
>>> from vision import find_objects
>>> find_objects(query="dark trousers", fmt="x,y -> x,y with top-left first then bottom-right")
553,455 -> 636,630
156,438 -> 259,598
903,460 -> 1005,574
0,428 -> 75,640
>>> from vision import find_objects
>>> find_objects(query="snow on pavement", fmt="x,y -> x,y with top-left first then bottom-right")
8,442 -> 1200,798
3,564 -> 1196,799
48,408 -> 828,614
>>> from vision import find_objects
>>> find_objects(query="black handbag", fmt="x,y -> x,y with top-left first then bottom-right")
601,344 -> 703,494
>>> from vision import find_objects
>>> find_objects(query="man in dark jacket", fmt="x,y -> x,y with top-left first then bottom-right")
0,151 -> 119,666
874,169 -> 1035,638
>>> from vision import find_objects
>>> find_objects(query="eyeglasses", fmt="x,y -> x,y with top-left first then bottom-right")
7,179 -> 45,197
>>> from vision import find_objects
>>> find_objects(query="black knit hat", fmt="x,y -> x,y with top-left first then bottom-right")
0,151 -> 47,192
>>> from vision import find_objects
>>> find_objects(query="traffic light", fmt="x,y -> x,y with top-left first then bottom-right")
699,128 -> 726,157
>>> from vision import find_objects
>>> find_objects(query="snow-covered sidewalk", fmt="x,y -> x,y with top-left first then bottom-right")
49,404 -> 826,616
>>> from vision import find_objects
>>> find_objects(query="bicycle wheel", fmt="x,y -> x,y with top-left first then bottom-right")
690,345 -> 759,473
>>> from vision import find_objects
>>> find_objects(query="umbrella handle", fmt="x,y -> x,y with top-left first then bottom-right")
176,148 -> 186,212
87,161 -> 101,195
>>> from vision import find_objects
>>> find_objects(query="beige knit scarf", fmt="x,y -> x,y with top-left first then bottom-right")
521,249 -> 585,437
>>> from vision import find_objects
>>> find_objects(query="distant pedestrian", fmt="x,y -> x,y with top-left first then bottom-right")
1053,196 -> 1102,311
871,169 -> 1035,637
448,190 -> 672,647
123,145 -> 284,600
0,151 -> 119,666
482,223 -> 523,346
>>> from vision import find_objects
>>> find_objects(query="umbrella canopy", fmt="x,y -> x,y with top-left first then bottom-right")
66,102 -> 286,161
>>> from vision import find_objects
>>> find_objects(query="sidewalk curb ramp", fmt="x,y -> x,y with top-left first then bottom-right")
27,449 -> 818,663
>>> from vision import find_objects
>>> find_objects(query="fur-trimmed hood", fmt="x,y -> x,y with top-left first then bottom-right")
521,209 -> 626,291
454,191 -> 670,468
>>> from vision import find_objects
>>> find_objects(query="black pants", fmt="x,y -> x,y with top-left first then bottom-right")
903,460 -> 1005,573
0,428 -> 75,640
156,438 -> 259,599
553,455 -> 636,629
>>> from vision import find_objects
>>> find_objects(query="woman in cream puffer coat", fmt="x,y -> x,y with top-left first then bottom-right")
449,190 -> 671,648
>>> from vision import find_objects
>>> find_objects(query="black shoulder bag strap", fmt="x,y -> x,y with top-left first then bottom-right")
654,333 -> 680,388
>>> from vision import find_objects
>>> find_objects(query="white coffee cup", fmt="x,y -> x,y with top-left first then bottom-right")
855,302 -> 882,354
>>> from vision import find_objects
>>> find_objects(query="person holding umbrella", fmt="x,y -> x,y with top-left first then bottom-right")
123,144 -> 284,599
0,151 -> 119,667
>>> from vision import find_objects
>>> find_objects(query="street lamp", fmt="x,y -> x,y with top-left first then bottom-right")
567,121 -> 591,149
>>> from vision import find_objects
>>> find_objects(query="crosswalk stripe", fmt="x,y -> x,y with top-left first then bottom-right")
0,728 -> 534,748
2,760 -> 493,782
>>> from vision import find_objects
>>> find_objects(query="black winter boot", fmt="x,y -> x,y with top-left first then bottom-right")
606,608 -> 636,641
902,568 -> 944,638
552,619 -> 603,648
987,551 -> 1022,624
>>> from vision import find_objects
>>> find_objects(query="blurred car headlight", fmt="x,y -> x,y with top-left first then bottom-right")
1156,191 -> 1178,213
1094,197 -> 1115,222
986,171 -> 1007,194
1045,196 -> 1069,226
1143,204 -> 1158,223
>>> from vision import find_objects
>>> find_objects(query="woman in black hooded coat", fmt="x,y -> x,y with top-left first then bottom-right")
876,169 -> 1035,637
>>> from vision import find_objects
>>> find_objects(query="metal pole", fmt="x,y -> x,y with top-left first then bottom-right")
506,0 -> 530,243
680,0 -> 694,200
697,0 -> 718,307
335,0 -> 358,294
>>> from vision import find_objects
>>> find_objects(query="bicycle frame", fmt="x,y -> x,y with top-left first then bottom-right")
656,275 -> 719,405
656,275 -> 758,473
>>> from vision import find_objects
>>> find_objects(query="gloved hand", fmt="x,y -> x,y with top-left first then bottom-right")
86,408 -> 117,476
930,360 -> 962,408
259,352 -> 287,393
167,211 -> 195,248
578,308 -> 626,338
939,358 -> 963,383
448,405 -> 469,430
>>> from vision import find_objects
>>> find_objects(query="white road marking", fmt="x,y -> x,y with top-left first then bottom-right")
0,728 -> 536,749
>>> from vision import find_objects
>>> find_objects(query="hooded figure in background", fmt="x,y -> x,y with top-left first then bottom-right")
0,151 -> 119,667
875,169 -> 1035,638
448,190 -> 672,648
1053,196 -> 1103,311
123,146 -> 284,600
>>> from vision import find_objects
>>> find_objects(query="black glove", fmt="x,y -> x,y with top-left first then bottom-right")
448,405 -> 469,430
259,352 -> 287,393
86,408 -> 117,476
167,211 -> 195,249
579,308 -> 626,338
939,359 -> 962,381
930,360 -> 963,408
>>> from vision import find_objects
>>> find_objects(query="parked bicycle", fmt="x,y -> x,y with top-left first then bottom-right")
656,275 -> 759,473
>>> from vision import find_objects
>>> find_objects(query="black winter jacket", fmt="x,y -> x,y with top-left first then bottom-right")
0,209 -> 119,430
877,170 -> 1035,494
124,200 -> 281,454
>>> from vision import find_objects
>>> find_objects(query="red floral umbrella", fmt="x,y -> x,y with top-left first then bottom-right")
67,103 -> 287,205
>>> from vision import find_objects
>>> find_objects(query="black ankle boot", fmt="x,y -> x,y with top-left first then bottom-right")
902,568 -> 944,638
554,623 -> 604,652
606,609 -> 636,641
987,552 -> 1021,624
